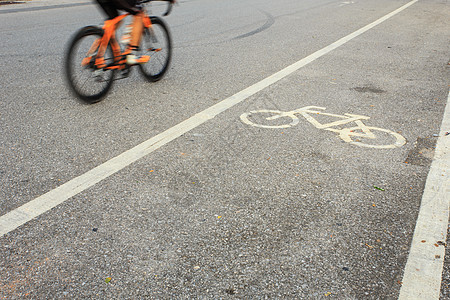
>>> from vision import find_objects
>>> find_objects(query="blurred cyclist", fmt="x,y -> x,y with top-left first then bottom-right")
95,0 -> 173,65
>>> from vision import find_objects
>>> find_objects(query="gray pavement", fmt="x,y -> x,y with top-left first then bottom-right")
0,0 -> 449,298
0,0 -> 90,14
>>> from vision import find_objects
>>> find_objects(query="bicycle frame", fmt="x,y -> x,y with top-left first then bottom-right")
81,11 -> 155,71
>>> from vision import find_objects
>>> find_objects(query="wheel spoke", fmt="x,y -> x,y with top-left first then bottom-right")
65,28 -> 115,103
138,17 -> 171,82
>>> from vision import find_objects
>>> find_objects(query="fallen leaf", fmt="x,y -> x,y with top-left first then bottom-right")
105,277 -> 112,283
149,170 -> 154,173
373,186 -> 385,191
365,243 -> 374,249
324,292 -> 332,296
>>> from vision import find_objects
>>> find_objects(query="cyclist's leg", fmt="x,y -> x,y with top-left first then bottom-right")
126,11 -> 149,64
130,12 -> 144,47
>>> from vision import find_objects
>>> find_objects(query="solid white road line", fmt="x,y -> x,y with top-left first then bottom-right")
398,92 -> 450,300
0,0 -> 418,237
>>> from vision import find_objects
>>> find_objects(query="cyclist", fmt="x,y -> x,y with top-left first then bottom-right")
95,0 -> 174,65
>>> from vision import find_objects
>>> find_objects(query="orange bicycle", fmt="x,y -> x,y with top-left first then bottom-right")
64,0 -> 173,103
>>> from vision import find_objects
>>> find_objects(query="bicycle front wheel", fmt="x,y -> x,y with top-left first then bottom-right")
65,26 -> 116,103
139,16 -> 172,82
339,126 -> 406,149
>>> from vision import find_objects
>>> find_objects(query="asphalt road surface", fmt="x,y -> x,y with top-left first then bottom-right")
0,0 -> 449,298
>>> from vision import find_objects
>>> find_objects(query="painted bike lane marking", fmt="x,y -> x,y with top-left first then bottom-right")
240,106 -> 407,149
0,0 -> 419,236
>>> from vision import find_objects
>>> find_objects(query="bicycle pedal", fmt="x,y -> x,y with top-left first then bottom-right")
121,68 -> 131,77
114,67 -> 132,80
93,70 -> 105,82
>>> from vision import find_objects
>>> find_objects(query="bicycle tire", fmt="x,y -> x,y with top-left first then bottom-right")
138,16 -> 172,82
339,126 -> 406,149
65,26 -> 116,103
240,110 -> 299,129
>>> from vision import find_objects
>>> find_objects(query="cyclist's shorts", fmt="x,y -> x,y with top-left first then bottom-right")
96,0 -> 138,19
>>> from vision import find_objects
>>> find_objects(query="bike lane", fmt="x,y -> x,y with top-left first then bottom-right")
224,1 -> 449,297
0,0 -> 448,298
207,3 -> 449,294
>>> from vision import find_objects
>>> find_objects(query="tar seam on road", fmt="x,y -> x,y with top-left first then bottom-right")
398,91 -> 450,300
0,2 -> 91,14
0,0 -> 423,271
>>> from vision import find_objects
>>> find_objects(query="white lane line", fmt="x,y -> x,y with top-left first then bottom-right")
399,92 -> 450,300
0,0 -> 418,237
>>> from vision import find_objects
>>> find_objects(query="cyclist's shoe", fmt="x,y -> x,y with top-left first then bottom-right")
125,46 -> 149,65
126,53 -> 150,65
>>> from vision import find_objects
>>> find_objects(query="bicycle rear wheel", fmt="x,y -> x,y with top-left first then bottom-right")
65,26 -> 116,103
138,16 -> 172,82
240,110 -> 299,129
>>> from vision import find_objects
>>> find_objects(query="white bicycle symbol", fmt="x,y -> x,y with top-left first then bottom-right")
240,106 -> 406,149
